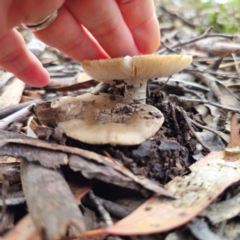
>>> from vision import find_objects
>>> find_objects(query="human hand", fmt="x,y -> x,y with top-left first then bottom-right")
0,0 -> 160,87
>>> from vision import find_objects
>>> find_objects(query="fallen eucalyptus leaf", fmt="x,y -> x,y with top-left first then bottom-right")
101,114 -> 240,236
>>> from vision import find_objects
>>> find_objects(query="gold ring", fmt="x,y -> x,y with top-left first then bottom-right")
25,10 -> 58,31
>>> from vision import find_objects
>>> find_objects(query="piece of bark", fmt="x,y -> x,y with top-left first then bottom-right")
69,155 -> 148,196
0,143 -> 68,168
83,194 -> 134,219
45,79 -> 99,92
20,159 -> 85,240
0,129 -> 173,198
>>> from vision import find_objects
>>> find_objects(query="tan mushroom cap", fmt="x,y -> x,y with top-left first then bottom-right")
81,55 -> 192,83
49,93 -> 164,145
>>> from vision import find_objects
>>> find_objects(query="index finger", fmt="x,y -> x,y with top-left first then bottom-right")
65,0 -> 140,57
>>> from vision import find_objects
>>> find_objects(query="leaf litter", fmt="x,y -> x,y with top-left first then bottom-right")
1,1 -> 240,239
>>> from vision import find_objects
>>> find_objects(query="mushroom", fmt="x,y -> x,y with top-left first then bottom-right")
82,54 -> 192,104
34,93 -> 164,145
34,55 -> 192,145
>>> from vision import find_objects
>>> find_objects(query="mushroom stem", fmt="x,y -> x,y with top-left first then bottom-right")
125,79 -> 147,104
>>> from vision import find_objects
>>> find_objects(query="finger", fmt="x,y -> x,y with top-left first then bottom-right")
2,0 -> 64,33
0,29 -> 49,87
34,6 -> 109,62
117,0 -> 160,54
65,0 -> 139,57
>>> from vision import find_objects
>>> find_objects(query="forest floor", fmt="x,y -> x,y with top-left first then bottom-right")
1,1 -> 240,240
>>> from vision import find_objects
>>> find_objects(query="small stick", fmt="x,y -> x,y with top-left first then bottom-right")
180,108 -> 211,152
187,66 -> 240,80
157,27 -> 236,54
153,76 -> 172,93
160,41 -> 179,54
189,118 -> 229,143
0,176 -> 9,222
0,99 -> 41,119
0,105 -> 35,130
88,190 -> 113,228
169,95 -> 240,114
169,102 -> 180,132
160,6 -> 196,28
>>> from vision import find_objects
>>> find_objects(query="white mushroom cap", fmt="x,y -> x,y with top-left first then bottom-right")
48,93 -> 164,145
81,55 -> 192,83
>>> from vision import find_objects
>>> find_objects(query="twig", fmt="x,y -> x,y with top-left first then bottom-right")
160,41 -> 179,54
169,95 -> 240,114
180,108 -> 211,152
0,105 -> 35,130
88,191 -> 113,227
169,102 -> 180,132
188,65 -> 240,80
0,177 -> 9,223
189,118 -> 229,143
153,76 -> 172,93
160,6 -> 196,28
157,27 -> 236,54
194,57 -> 240,62
0,99 -> 41,119
186,69 -> 240,109
232,53 -> 240,77
217,109 -> 228,128
186,70 -> 223,102
178,86 -> 204,99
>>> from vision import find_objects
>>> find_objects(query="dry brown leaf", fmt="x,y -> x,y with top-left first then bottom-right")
2,214 -> 41,240
0,78 -> 25,111
215,81 -> 240,109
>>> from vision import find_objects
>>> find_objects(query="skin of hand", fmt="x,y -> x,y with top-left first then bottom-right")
0,0 -> 160,87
